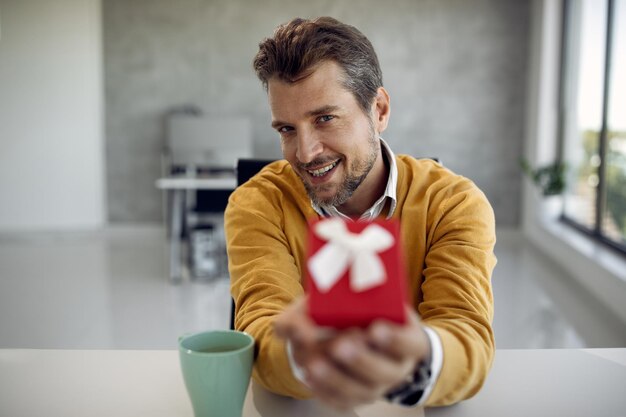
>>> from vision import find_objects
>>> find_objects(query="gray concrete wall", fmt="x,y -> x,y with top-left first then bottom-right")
104,0 -> 529,225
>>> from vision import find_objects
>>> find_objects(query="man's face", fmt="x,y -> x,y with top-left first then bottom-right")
267,61 -> 383,209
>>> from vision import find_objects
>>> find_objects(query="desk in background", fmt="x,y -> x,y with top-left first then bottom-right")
156,174 -> 237,281
1,348 -> 624,417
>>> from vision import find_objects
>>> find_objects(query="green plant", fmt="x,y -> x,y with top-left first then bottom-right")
520,159 -> 566,196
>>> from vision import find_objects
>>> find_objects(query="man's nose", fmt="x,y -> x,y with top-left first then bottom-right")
295,129 -> 323,164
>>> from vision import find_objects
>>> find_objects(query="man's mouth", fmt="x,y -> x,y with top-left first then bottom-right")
306,160 -> 340,177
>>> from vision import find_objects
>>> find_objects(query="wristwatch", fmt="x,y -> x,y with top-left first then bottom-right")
384,358 -> 432,406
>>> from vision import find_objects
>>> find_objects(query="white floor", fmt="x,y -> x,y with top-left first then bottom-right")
0,226 -> 624,350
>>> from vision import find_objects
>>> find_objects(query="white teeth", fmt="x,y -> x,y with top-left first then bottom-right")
308,160 -> 338,177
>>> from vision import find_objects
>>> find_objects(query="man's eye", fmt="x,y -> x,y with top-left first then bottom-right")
319,115 -> 334,123
278,126 -> 294,133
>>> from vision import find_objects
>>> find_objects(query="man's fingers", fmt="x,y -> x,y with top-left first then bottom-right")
326,331 -> 411,387
273,297 -> 336,348
367,310 -> 430,362
273,298 -> 313,342
304,357 -> 379,409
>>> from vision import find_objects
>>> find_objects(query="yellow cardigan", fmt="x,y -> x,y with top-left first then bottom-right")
224,156 -> 496,406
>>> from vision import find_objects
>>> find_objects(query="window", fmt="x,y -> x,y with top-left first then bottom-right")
560,0 -> 626,254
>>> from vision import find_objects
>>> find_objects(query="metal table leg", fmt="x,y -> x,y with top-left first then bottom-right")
169,189 -> 184,282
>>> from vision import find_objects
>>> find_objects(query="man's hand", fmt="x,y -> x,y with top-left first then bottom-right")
274,298 -> 431,410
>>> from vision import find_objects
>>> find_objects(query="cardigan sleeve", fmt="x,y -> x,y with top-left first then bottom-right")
224,184 -> 312,399
420,178 -> 497,406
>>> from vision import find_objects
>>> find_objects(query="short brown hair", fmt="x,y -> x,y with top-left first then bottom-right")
253,17 -> 383,114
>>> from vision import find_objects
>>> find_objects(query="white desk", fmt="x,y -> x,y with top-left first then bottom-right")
1,348 -> 624,417
156,175 -> 237,281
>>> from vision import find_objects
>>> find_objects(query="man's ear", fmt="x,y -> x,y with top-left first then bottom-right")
372,87 -> 391,134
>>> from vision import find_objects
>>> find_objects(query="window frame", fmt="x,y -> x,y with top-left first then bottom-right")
558,0 -> 626,255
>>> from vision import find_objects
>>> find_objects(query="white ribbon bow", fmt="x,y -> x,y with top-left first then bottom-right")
308,218 -> 395,293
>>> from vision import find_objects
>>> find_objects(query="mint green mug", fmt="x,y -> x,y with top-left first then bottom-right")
179,330 -> 255,417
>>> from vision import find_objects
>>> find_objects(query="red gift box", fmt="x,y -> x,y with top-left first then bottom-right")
305,217 -> 408,329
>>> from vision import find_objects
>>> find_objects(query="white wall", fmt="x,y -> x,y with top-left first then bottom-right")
0,0 -> 105,231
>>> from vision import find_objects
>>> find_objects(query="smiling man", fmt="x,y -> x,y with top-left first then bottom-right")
269,59 -> 386,216
225,17 -> 497,409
